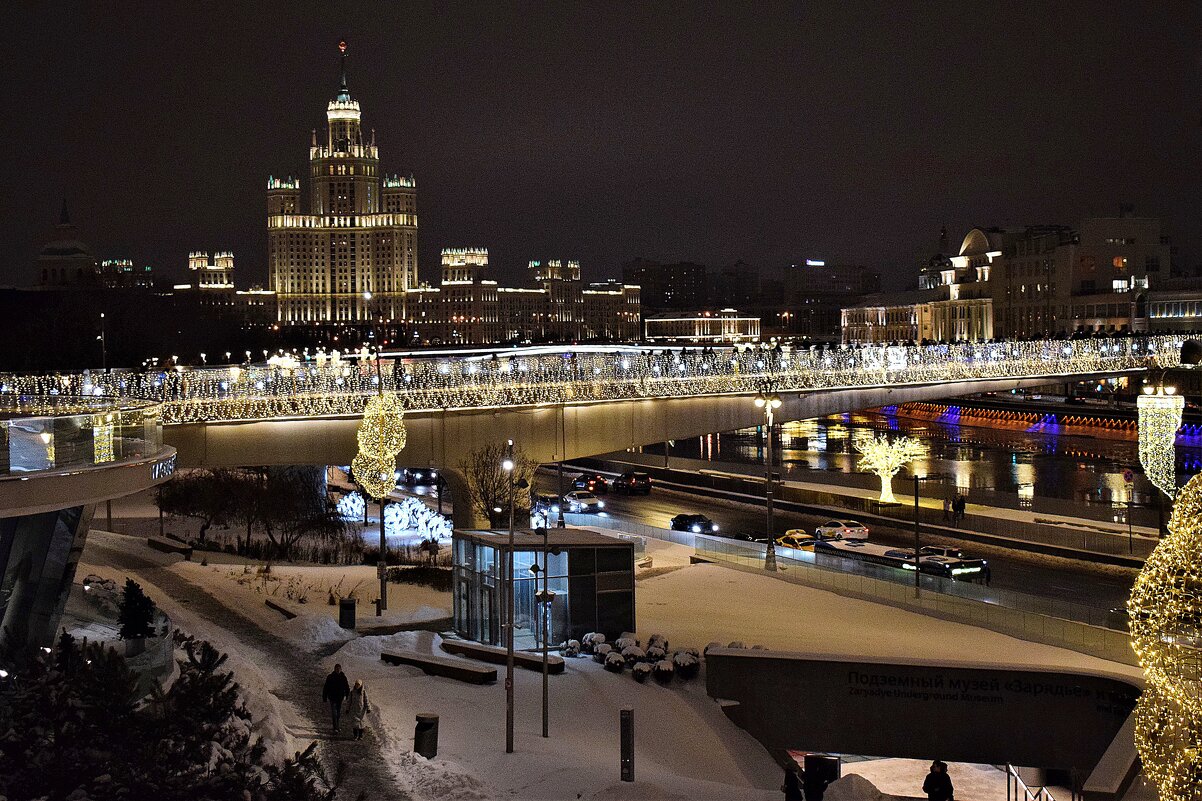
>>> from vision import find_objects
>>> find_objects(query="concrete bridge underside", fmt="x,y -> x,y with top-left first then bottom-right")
166,372 -> 1124,472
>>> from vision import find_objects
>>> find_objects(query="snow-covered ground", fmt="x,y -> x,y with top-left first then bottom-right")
76,523 -> 1141,800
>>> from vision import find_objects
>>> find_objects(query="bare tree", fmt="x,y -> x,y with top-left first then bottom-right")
155,469 -> 240,544
460,442 -> 537,527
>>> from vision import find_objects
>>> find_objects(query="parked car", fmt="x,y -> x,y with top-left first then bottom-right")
776,530 -> 841,549
814,519 -> 869,541
670,513 -> 719,533
572,473 -> 610,494
562,491 -> 605,513
402,468 -> 440,487
613,471 -> 652,495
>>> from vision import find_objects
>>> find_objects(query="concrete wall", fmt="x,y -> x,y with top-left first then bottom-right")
705,648 -> 1139,774
165,374 -> 1101,469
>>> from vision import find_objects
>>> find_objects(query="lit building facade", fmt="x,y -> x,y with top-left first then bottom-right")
268,44 -> 417,325
644,309 -> 760,343
401,251 -> 640,345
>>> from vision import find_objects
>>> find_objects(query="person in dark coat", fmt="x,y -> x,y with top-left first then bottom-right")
781,764 -> 804,800
923,761 -> 954,801
322,663 -> 351,733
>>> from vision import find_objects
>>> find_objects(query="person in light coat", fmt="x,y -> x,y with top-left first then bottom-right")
346,679 -> 372,740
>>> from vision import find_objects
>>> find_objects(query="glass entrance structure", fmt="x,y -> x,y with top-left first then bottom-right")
452,528 -> 635,649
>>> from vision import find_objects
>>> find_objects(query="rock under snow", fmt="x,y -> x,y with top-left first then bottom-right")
278,614 -> 357,647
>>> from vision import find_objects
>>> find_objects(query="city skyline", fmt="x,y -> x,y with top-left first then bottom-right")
2,3 -> 1200,290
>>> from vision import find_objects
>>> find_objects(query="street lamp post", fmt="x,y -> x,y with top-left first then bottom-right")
530,527 -> 555,739
754,381 -> 782,571
98,312 -> 107,372
913,474 -> 922,594
502,440 -> 528,754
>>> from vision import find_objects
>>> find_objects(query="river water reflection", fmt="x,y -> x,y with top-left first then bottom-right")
656,407 -> 1202,510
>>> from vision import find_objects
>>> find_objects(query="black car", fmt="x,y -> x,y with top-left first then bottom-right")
613,471 -> 652,495
572,473 -> 610,494
670,513 -> 720,534
403,468 -> 440,486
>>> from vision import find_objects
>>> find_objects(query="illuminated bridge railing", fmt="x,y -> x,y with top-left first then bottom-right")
0,337 -> 1181,425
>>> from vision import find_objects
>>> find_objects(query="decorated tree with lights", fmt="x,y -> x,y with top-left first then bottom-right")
1129,471 -> 1202,801
853,431 -> 927,504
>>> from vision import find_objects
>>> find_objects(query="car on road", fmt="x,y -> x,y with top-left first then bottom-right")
533,493 -> 562,516
402,468 -> 440,486
814,519 -> 869,541
919,545 -> 964,559
613,471 -> 652,495
572,473 -> 610,494
562,491 -> 605,513
776,530 -> 842,549
721,531 -> 768,543
882,549 -> 988,580
670,513 -> 719,533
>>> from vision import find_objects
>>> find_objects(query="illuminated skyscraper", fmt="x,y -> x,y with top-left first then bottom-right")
268,42 -> 417,324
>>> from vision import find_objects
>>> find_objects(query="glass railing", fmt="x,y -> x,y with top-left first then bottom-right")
0,396 -> 162,477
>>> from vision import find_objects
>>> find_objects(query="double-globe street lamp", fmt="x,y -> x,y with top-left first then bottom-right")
754,381 -> 782,571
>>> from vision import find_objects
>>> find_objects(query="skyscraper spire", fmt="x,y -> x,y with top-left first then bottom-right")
336,40 -> 350,101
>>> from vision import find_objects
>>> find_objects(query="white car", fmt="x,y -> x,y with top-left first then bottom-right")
563,491 -> 605,514
815,519 -> 869,541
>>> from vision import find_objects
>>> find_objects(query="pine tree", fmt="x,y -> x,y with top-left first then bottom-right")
117,578 -> 156,640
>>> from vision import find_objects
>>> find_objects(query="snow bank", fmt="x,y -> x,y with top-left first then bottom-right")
393,751 -> 494,801
278,614 -> 356,647
333,629 -> 442,660
824,773 -> 890,801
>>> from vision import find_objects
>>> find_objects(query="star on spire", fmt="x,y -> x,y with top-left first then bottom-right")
336,41 -> 350,101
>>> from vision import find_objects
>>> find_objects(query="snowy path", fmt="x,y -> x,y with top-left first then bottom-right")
84,537 -> 409,801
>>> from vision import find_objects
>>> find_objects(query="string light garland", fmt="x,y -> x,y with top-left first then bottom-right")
1138,386 -> 1184,500
0,336 -> 1181,425
852,430 -> 928,504
1129,471 -> 1202,800
352,391 -> 406,500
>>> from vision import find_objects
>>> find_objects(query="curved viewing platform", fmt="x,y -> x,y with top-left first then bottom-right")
0,396 -> 162,475
0,336 -> 1184,426
0,396 -> 174,517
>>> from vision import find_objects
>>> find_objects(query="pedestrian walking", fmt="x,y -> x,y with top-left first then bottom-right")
952,495 -> 966,523
346,679 -> 372,740
922,760 -> 954,801
942,497 -> 950,522
322,663 -> 351,734
983,563 -> 992,587
781,764 -> 803,801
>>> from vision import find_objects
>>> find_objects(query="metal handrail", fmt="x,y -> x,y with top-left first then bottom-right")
1006,764 -> 1062,801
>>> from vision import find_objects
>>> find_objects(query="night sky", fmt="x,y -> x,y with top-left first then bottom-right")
1,2 -> 1199,290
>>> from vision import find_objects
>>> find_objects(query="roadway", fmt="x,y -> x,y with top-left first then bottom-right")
534,472 -> 1138,616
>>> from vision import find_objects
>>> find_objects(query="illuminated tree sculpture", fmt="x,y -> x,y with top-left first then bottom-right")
853,431 -> 927,505
351,391 -> 406,501
1129,471 -> 1202,801
1138,385 -> 1184,500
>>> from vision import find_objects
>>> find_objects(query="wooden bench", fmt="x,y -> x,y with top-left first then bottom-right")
380,650 -> 497,684
147,538 -> 192,560
440,639 -> 565,674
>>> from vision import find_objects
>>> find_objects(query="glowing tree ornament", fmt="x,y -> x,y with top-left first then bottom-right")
1129,470 -> 1202,801
853,431 -> 927,505
1138,385 -> 1184,500
352,391 -> 406,500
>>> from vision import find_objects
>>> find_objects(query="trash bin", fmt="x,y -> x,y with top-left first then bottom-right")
803,753 -> 840,801
414,713 -> 439,758
338,598 -> 356,630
